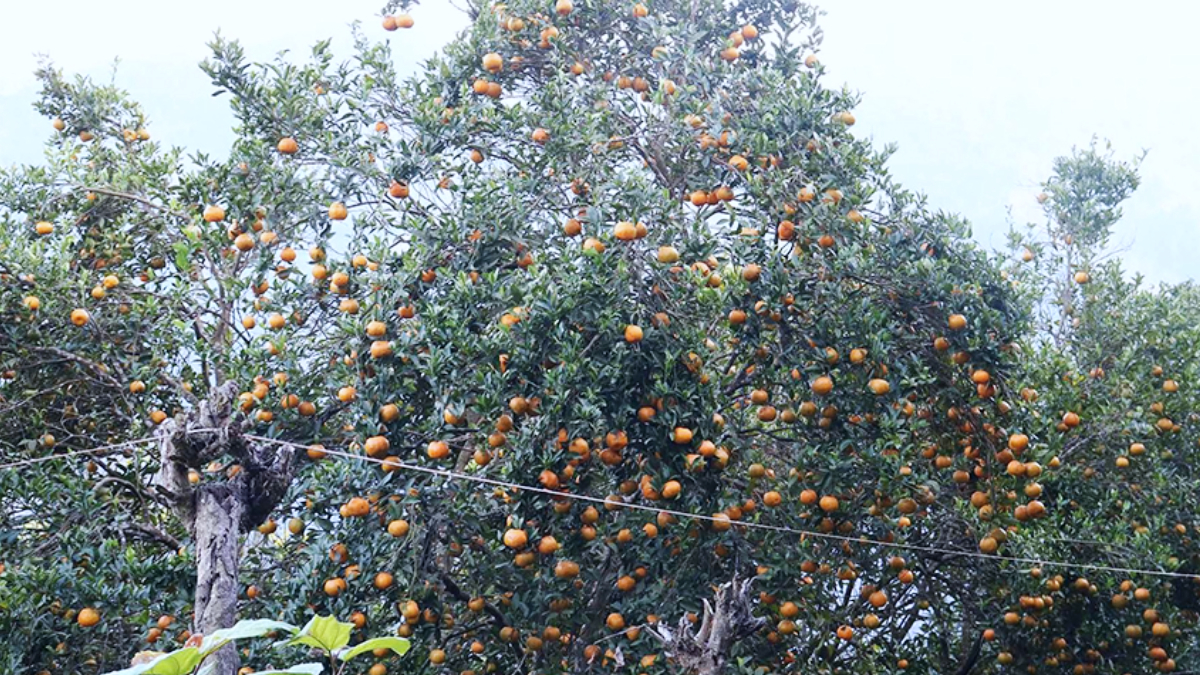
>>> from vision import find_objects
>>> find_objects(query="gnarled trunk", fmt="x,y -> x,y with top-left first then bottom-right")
652,576 -> 766,675
155,382 -> 296,675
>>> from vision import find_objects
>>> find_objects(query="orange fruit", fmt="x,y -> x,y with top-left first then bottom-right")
426,440 -> 450,459
202,205 -> 225,222
77,607 -> 100,627
613,221 -> 638,240
811,376 -> 833,396
503,528 -> 528,549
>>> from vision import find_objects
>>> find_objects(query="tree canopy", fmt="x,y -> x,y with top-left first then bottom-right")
1,1 -> 1197,674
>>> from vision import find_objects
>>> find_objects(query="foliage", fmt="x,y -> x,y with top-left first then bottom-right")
1,1 -> 1197,675
99,614 -> 407,675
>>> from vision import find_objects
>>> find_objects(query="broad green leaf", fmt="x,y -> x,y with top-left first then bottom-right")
200,619 -> 298,656
337,636 -> 411,661
255,664 -> 324,675
287,615 -> 353,653
101,648 -> 200,675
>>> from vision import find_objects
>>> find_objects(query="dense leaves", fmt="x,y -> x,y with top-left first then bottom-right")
1,2 -> 1197,674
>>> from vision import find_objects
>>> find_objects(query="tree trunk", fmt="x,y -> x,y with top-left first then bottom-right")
154,382 -> 296,675
652,576 -> 766,675
192,486 -> 244,675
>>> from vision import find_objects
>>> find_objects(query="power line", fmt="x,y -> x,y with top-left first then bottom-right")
242,433 -> 1200,582
2,430 -> 1193,581
0,437 -> 157,471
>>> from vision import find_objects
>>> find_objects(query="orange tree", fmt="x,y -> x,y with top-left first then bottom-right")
1,2 -> 1196,674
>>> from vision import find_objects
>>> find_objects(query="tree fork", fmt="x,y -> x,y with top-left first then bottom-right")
155,381 -> 297,675
651,575 -> 767,675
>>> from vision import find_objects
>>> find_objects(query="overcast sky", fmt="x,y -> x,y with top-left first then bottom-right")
2,1 -> 1197,285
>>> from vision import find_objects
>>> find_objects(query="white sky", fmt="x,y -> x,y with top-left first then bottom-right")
2,1 -> 1197,285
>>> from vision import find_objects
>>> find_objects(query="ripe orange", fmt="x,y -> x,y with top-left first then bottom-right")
70,309 -> 90,326
202,205 -> 226,223
329,202 -> 348,220
364,436 -> 390,457
867,379 -> 890,395
624,324 -> 644,343
426,440 -> 450,459
503,528 -> 528,549
277,137 -> 298,154
811,376 -> 833,396
948,314 -> 967,331
77,607 -> 100,627
818,495 -> 839,512
614,221 -> 637,240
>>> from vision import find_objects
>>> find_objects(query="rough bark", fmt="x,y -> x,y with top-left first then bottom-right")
651,576 -> 766,675
193,486 -> 244,675
154,382 -> 297,675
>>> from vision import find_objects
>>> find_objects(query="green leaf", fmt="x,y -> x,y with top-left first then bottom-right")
286,615 -> 353,654
101,648 -> 201,675
172,241 -> 191,272
337,636 -> 411,661
200,619 -> 298,656
255,664 -> 324,675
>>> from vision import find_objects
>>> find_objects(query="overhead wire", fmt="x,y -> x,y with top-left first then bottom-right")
1,430 -> 1193,580
242,433 -> 1200,581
